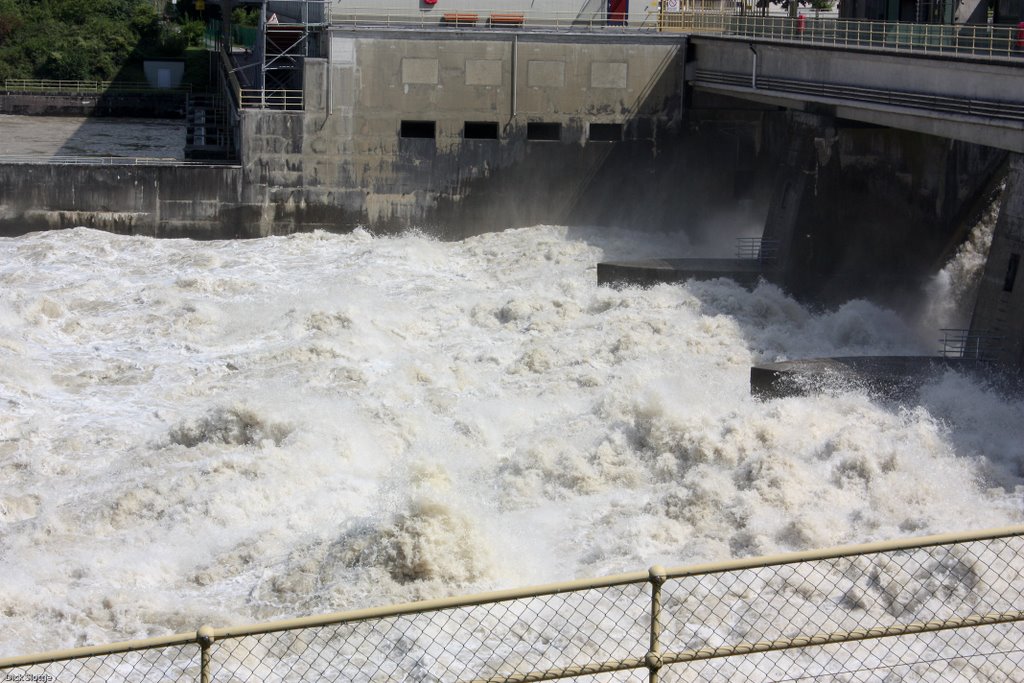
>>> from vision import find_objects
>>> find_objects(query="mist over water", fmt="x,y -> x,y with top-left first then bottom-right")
1,224 -> 1022,657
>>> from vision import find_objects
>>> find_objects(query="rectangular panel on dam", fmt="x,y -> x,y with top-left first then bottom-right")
591,62 -> 629,89
527,60 -> 567,88
402,58 -> 440,85
466,59 -> 504,86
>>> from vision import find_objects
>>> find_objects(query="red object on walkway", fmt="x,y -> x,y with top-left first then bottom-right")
424,0 -> 438,5
1017,22 -> 1024,49
608,0 -> 629,25
797,14 -> 806,33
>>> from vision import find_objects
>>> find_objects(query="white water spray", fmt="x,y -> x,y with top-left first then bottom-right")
0,225 -> 1021,657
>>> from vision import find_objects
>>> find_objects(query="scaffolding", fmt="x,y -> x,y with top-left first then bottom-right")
225,0 -> 328,110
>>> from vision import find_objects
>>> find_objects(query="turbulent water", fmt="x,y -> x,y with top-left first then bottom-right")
1,224 -> 1023,657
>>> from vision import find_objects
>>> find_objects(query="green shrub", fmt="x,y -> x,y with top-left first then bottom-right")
180,18 -> 205,47
231,6 -> 260,28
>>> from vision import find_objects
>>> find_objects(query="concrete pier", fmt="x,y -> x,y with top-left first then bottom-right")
750,356 -> 989,399
597,258 -> 770,288
969,153 -> 1024,366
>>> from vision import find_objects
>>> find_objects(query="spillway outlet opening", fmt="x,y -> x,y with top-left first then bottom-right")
588,123 -> 623,142
400,120 -> 437,139
527,122 -> 562,142
464,121 -> 499,140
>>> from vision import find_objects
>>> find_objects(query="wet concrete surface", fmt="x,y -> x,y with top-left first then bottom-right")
0,115 -> 185,159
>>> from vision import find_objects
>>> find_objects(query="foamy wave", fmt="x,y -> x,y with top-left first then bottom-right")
0,222 -> 1020,657
167,407 -> 294,448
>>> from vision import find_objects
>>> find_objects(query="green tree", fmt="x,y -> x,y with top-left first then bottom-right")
0,0 -> 176,81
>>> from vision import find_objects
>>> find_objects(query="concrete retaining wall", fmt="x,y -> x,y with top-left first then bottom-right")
0,164 -> 263,238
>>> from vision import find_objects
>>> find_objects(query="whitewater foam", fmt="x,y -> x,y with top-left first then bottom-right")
0,225 -> 1021,656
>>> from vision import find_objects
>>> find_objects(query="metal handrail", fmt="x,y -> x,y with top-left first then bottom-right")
238,88 -> 304,109
2,523 -> 1022,675
3,78 -> 193,94
326,6 -> 1024,60
716,14 -> 1024,59
735,237 -> 779,261
0,155 -> 238,167
939,328 -> 1005,361
330,5 -> 665,31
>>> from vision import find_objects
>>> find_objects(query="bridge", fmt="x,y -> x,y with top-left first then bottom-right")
689,35 -> 1024,153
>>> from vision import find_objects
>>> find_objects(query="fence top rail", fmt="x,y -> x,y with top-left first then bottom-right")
0,155 -> 238,167
2,523 -> 1023,669
689,19 -> 1024,63
330,6 -> 663,30
662,522 -> 1024,579
3,78 -> 193,93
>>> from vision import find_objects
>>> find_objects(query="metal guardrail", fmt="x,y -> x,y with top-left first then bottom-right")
330,6 -> 665,31
717,14 -> 1024,59
217,46 -> 302,111
2,79 -> 192,95
0,155 -> 238,167
2,525 -> 1024,681
238,88 -> 304,110
736,237 -> 779,262
939,328 -> 1005,361
326,6 -> 1024,61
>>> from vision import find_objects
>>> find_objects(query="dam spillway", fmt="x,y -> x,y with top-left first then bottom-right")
2,3 -> 1024,664
2,225 -> 1024,657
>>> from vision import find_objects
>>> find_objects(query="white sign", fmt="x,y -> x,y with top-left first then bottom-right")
665,0 -> 681,11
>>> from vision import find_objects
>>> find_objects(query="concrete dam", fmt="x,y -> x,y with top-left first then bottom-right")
0,2 -> 1023,363
6,2 -> 1024,677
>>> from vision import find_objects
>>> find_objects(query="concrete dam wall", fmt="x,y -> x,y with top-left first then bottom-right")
0,29 -> 1010,309
0,164 -> 257,239
1,31 -> 699,239
245,30 -> 693,238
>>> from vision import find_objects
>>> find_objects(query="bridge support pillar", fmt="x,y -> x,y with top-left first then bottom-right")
760,111 -> 1006,306
969,153 -> 1024,368
760,112 -> 831,291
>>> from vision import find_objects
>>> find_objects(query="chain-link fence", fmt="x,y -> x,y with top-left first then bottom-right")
3,526 -> 1023,682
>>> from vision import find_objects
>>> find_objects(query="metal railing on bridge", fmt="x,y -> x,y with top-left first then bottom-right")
2,525 -> 1024,682
693,69 -> 1024,123
710,14 -> 1024,60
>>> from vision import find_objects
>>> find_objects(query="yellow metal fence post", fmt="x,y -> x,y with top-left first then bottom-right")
646,566 -> 667,683
197,625 -> 215,683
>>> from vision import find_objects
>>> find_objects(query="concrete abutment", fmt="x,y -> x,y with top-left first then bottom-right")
758,111 -> 1007,306
970,153 -> 1024,367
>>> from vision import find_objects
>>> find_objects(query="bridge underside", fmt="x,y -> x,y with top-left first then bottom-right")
677,36 -> 1024,370
687,37 -> 1024,154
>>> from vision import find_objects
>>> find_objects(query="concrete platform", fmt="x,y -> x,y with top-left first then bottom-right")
750,356 -> 986,400
597,258 -> 773,288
